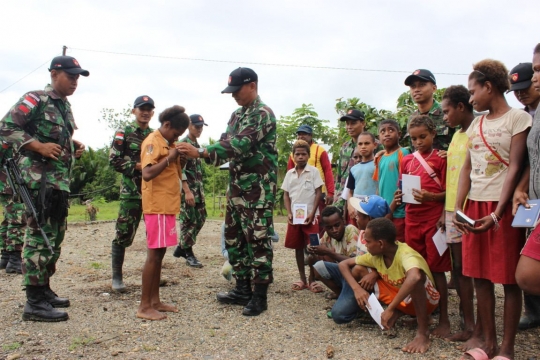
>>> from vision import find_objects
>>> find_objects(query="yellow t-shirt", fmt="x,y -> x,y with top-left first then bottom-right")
355,242 -> 435,287
141,130 -> 182,215
445,131 -> 469,211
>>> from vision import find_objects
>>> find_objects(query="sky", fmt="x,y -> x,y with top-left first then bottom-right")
0,0 -> 537,150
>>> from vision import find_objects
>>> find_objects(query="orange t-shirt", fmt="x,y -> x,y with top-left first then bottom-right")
141,130 -> 182,214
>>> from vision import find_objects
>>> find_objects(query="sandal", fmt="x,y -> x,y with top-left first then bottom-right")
292,281 -> 308,291
309,281 -> 324,293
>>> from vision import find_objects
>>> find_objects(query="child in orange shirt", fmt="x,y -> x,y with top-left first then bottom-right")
137,105 -> 190,321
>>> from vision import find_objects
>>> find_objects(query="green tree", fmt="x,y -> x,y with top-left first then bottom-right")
98,106 -> 133,142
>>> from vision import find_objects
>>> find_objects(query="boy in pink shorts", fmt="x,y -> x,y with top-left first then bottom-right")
138,105 -> 190,321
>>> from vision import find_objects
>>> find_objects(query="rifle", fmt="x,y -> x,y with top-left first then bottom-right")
3,157 -> 54,254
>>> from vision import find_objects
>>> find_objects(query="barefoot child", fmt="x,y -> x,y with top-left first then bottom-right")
396,115 -> 451,337
373,120 -> 410,242
339,218 -> 440,354
282,140 -> 323,292
439,85 -> 475,342
138,105 -> 190,320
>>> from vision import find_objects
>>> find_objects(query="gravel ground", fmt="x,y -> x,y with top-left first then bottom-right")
1,220 -> 539,360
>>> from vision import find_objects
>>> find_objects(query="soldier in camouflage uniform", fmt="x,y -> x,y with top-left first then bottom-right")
0,55 -> 88,322
178,67 -> 277,316
172,114 -> 208,268
109,95 -> 154,292
0,143 -> 26,274
333,109 -> 366,213
404,69 -> 454,150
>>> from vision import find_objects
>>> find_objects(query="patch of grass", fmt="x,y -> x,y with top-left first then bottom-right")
68,336 -> 95,351
68,201 -> 120,222
2,342 -> 21,351
90,262 -> 103,270
141,344 -> 157,352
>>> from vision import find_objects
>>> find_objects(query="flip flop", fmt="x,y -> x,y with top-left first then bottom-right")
460,348 -> 489,360
491,357 -> 512,360
309,281 -> 324,293
291,281 -> 308,291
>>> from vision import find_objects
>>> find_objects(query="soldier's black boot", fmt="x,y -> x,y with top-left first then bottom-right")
519,293 -> 540,330
216,279 -> 252,305
185,247 -> 203,268
111,243 -> 126,293
172,246 -> 187,259
43,284 -> 70,308
242,283 -> 268,316
22,285 -> 69,322
0,249 -> 9,270
5,250 -> 22,274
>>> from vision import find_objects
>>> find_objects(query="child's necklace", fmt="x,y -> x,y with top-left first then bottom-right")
408,149 -> 435,174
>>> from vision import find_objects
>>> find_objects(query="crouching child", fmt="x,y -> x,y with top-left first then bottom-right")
338,218 -> 440,354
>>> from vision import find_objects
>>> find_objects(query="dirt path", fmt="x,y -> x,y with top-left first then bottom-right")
1,220 -> 539,359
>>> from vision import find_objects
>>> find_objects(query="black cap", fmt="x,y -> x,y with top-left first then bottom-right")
509,63 -> 533,92
340,109 -> 365,122
404,69 -> 436,85
190,114 -> 208,126
49,56 -> 89,76
221,67 -> 258,93
296,124 -> 313,134
133,95 -> 155,108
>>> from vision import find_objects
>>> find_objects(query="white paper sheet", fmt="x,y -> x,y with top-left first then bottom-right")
292,204 -> 308,225
402,174 -> 421,204
432,228 -> 448,256
367,293 -> 385,329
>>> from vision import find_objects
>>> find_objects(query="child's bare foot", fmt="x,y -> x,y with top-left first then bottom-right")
430,320 -> 451,338
402,333 -> 430,354
137,307 -> 167,321
457,336 -> 483,352
444,329 -> 473,342
152,302 -> 178,313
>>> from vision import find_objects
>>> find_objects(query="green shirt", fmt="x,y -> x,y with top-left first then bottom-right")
206,96 -> 277,209
408,100 -> 455,151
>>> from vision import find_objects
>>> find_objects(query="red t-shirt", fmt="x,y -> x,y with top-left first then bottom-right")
400,150 -> 446,220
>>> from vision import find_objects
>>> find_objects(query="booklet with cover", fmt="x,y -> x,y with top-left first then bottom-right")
292,204 -> 308,225
512,199 -> 540,228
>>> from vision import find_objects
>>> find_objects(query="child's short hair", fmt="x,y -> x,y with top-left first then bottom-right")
292,139 -> 310,155
321,206 -> 342,221
468,59 -> 510,94
442,85 -> 473,113
366,218 -> 396,244
159,105 -> 190,130
408,115 -> 436,133
358,131 -> 376,143
378,119 -> 400,132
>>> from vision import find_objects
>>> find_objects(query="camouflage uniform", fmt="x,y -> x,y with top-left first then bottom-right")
0,145 -> 25,254
206,96 -> 277,284
109,123 -> 153,248
333,139 -> 356,210
407,100 -> 455,150
0,85 -> 76,286
179,136 -> 207,249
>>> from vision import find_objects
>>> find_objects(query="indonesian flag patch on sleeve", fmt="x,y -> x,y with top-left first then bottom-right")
114,132 -> 125,144
18,93 -> 39,114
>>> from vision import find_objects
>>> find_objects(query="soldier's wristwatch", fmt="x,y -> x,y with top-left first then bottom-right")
197,147 -> 205,158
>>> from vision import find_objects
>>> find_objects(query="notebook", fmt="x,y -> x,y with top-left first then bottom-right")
512,199 -> 540,228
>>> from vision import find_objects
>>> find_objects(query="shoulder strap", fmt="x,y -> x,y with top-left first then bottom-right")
412,151 -> 443,189
478,115 -> 509,167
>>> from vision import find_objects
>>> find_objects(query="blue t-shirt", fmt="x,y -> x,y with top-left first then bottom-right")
346,160 -> 378,197
375,147 -> 410,218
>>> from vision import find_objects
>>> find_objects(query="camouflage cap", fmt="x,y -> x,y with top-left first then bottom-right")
49,56 -> 89,76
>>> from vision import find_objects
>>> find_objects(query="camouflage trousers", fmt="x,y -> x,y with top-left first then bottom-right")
224,204 -> 273,284
0,193 -> 26,251
22,194 -> 67,287
113,199 -> 143,248
179,201 -> 207,249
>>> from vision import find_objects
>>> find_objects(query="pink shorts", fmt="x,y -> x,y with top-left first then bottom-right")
144,214 -> 178,249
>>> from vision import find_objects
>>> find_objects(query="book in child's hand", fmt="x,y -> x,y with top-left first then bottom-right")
308,233 -> 320,246
292,204 -> 308,225
512,199 -> 540,228
402,174 -> 421,204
